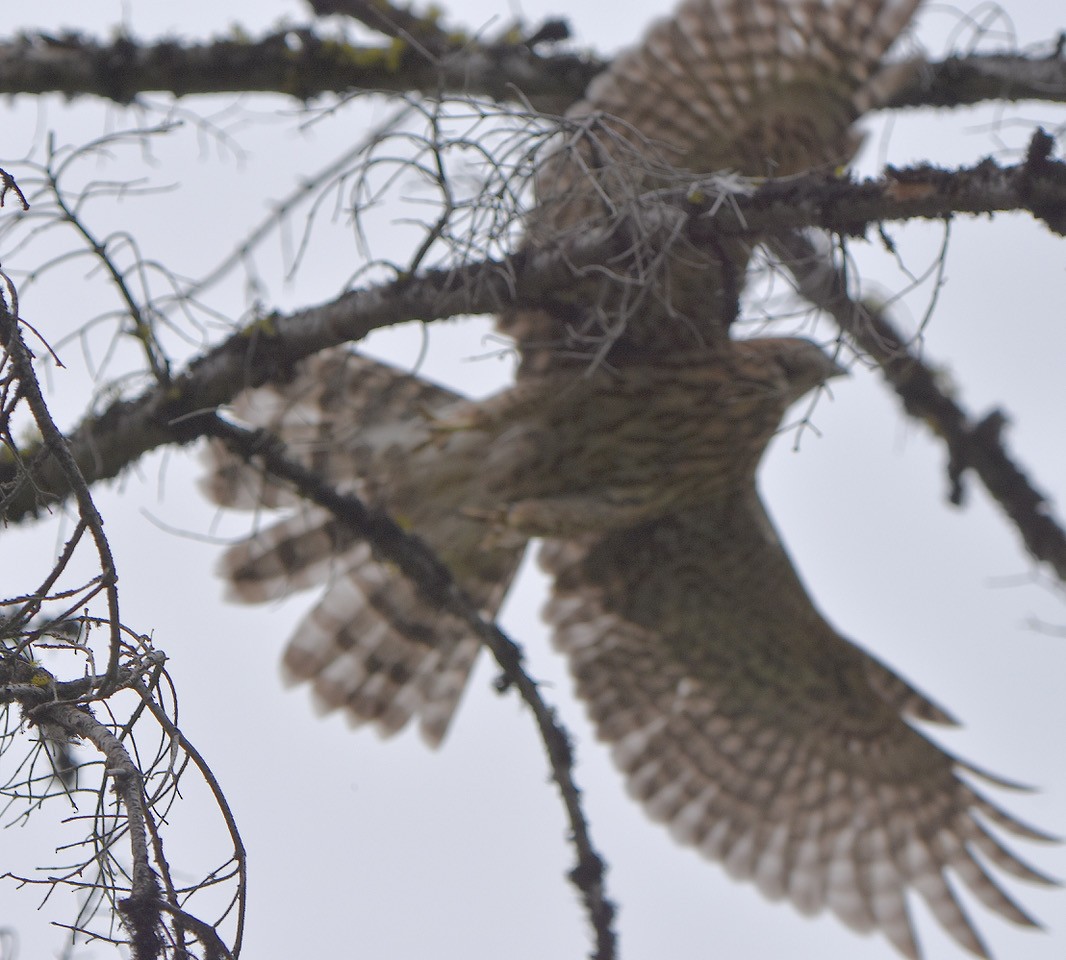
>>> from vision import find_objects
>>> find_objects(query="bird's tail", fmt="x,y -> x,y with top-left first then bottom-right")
202,348 -> 523,745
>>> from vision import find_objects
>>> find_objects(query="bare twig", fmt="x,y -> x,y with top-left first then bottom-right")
0,278 -> 123,687
129,675 -> 247,960
35,702 -> 165,960
0,169 -> 29,211
305,0 -> 457,52
0,263 -> 244,958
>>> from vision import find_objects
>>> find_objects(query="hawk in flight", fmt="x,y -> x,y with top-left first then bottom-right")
203,0 -> 1055,957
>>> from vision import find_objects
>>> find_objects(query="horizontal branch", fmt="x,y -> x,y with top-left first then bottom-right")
0,29 -> 600,114
685,144 -> 1066,238
886,51 -> 1066,111
3,28 -> 1064,115
0,155 -> 1063,525
0,229 -> 600,521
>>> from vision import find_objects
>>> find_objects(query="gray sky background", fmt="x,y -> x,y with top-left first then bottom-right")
1,1 -> 1064,959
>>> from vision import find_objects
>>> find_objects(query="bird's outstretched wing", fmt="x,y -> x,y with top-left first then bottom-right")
501,0 -> 923,368
200,2 -> 1058,955
542,495 -> 1057,960
571,0 -> 921,177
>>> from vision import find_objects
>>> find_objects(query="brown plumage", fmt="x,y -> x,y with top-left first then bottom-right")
543,506 -> 1054,959
204,339 -> 834,739
504,0 -> 923,368
203,0 -> 1057,956
204,337 -> 1054,958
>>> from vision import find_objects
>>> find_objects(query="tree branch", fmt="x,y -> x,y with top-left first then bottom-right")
0,647 -> 238,960
1,156 -> 1064,525
305,0 -> 469,52
202,414 -> 616,960
0,283 -> 125,685
775,229 -> 1066,582
0,29 -> 599,114
38,701 -> 166,960
885,50 -> 1066,110
3,28 -> 1064,115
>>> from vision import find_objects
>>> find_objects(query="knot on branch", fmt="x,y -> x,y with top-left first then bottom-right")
118,890 -> 166,960
948,410 -> 1007,506
1022,128 -> 1066,235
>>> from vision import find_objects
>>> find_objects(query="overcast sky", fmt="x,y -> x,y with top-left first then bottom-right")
1,2 -> 1065,959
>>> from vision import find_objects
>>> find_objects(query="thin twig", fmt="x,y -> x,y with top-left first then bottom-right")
0,283 -> 124,688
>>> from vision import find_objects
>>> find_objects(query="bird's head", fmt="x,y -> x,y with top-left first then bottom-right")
739,336 -> 847,407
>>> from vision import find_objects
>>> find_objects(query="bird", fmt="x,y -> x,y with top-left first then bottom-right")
202,0 -> 1057,957
203,338 -> 837,741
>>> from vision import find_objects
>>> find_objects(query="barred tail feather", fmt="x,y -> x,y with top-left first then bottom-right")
218,506 -> 519,746
201,437 -> 305,512
204,346 -> 527,745
218,509 -> 362,603
280,544 -> 481,746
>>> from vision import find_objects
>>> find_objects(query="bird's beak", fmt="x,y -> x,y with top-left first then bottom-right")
827,357 -> 848,381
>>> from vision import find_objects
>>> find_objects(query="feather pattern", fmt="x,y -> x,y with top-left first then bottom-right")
502,0 -> 922,368
203,350 -> 525,744
541,500 -> 1056,958
203,0 -> 1058,955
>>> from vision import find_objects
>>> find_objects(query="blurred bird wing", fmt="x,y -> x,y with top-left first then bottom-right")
574,0 -> 923,177
542,494 -> 1055,959
201,347 -> 464,510
504,0 -> 923,370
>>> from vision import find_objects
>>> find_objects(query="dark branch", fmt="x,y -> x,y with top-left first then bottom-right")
203,414 -> 616,959
0,288 -> 125,685
0,29 -> 600,114
886,51 -> 1066,111
1,156 -> 1064,525
775,230 -> 1066,582
40,702 -> 166,960
3,28 -> 1065,115
0,168 -> 30,211
305,0 -> 465,51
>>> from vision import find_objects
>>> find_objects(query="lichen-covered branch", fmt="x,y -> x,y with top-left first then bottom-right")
775,229 -> 1066,582
1,155 -> 1064,526
39,701 -> 165,960
0,29 -> 600,114
2,28 -> 1064,115
203,414 -> 616,960
305,0 -> 472,52
885,51 -> 1066,110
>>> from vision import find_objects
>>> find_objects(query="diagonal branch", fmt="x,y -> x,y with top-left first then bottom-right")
0,286 -> 125,685
775,229 -> 1066,582
1,156 -> 1064,526
37,701 -> 165,959
305,0 -> 467,52
202,414 -> 617,960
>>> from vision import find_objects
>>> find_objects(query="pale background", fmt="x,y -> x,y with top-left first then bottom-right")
0,1 -> 1064,959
